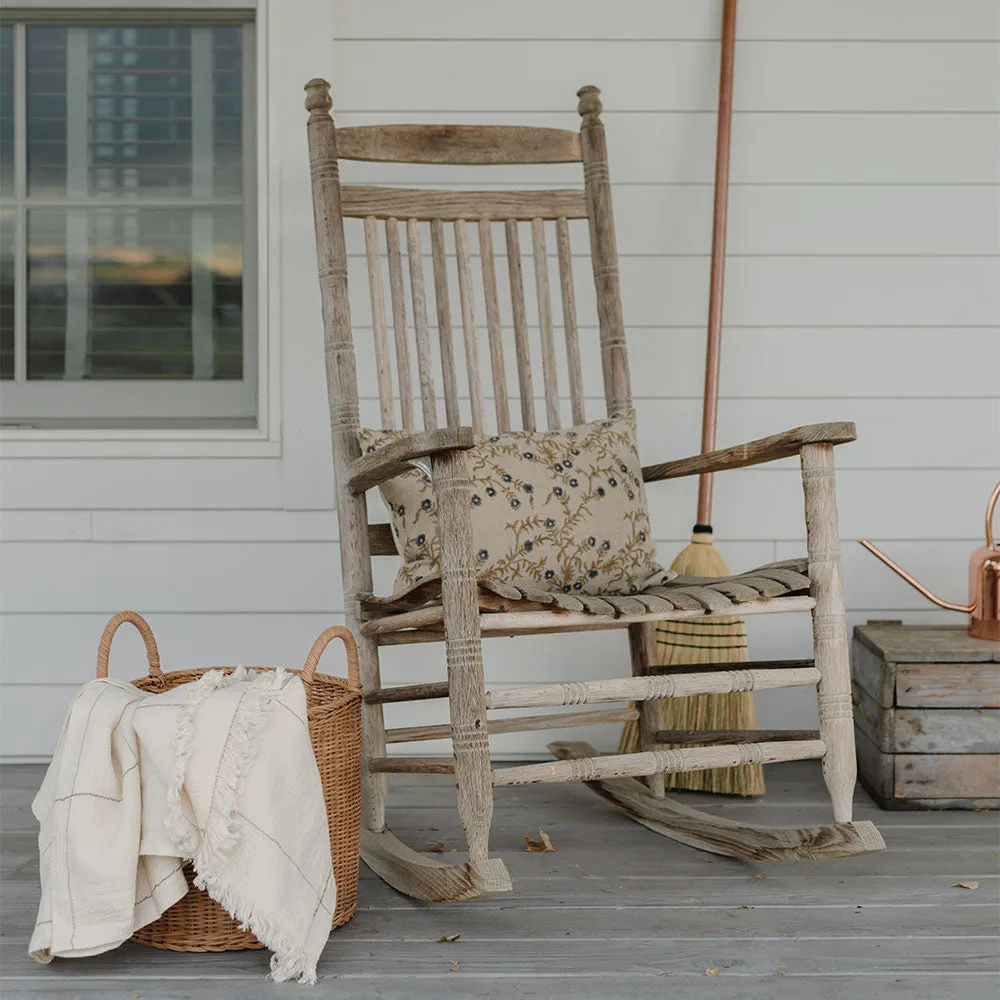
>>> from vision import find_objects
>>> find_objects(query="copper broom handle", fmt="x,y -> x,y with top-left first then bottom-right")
697,0 -> 738,527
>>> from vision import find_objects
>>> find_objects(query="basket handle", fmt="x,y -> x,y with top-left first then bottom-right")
96,611 -> 162,680
302,626 -> 360,688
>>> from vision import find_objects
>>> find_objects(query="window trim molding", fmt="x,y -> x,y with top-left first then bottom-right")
0,0 -> 282,458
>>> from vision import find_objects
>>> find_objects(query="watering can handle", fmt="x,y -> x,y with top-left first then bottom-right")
985,481 -> 999,551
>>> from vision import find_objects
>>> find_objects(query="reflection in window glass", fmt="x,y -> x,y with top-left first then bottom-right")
0,209 -> 13,379
27,207 -> 243,380
0,27 -> 13,198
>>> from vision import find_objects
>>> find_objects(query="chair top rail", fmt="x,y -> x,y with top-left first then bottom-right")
341,186 -> 588,222
336,124 -> 582,165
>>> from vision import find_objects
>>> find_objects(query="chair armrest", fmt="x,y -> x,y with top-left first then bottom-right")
347,427 -> 475,494
641,422 -> 856,484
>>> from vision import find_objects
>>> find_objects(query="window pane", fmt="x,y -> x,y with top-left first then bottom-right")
27,206 -> 243,380
27,25 -> 243,200
0,208 -> 13,378
0,26 -> 13,198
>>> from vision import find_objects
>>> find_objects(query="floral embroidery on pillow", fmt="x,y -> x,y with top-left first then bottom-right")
358,413 -> 668,597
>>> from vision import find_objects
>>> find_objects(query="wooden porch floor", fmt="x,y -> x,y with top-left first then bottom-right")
2,761 -> 997,999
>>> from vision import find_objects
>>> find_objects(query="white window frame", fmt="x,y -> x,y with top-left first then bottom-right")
0,0 -> 290,458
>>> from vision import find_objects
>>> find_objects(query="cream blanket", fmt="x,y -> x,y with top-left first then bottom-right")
30,667 -> 335,984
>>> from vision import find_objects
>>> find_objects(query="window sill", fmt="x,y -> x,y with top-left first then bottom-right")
0,425 -> 282,459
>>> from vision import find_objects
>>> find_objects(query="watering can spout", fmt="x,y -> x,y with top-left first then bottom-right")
857,539 -> 974,613
859,481 -> 1000,641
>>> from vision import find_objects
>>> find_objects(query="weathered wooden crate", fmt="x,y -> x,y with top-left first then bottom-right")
852,621 -> 1000,809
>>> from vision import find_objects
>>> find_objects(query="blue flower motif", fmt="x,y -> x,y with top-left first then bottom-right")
553,487 -> 564,497
544,518 -> 556,529
471,494 -> 482,506
510,498 -> 521,509
420,498 -> 432,510
523,483 -> 534,493
415,534 -> 426,546
544,569 -> 555,579
524,540 -> 533,552
478,548 -> 489,561
587,536 -> 596,547
486,486 -> 497,497
568,478 -> 579,488
596,487 -> 606,497
608,477 -> 617,487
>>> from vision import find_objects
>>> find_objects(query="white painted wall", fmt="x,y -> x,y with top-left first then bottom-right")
2,0 -> 998,759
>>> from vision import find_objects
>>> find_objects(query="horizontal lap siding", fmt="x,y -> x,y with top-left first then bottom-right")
1,1 -> 997,757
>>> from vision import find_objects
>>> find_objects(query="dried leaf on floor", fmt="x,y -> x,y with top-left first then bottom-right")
419,842 -> 446,853
952,880 -> 980,890
449,960 -> 461,972
438,934 -> 461,943
752,873 -> 766,880
524,829 -> 555,852
705,968 -> 720,977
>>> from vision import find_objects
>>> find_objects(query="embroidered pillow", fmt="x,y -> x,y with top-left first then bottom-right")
358,414 -> 668,597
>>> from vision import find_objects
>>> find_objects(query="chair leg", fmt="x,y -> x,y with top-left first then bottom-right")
801,443 -> 856,824
432,449 -> 500,882
356,631 -> 389,832
629,623 -> 665,798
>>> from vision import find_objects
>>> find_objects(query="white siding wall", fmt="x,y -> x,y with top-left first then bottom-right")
2,0 -> 998,759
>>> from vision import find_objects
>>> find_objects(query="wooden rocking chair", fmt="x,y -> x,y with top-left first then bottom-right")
304,79 -> 885,903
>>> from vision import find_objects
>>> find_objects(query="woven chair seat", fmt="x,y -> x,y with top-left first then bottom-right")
360,558 -> 810,621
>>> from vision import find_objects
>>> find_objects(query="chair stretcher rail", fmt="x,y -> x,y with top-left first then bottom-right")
485,667 -> 822,710
491,739 -> 828,787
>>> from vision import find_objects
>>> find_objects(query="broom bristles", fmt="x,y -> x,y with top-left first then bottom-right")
618,531 -> 766,797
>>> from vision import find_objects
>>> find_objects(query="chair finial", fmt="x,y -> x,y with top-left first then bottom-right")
576,85 -> 603,119
304,78 -> 333,115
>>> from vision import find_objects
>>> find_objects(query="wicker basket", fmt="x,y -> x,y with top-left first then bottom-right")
94,611 -> 363,953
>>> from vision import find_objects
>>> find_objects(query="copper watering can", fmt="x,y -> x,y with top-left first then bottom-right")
859,481 -> 1000,641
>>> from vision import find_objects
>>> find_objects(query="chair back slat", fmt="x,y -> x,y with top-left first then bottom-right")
556,217 -> 586,425
478,217 -> 512,432
405,219 -> 439,430
363,216 -> 396,428
341,186 -> 588,222
454,219 -> 486,433
504,220 -> 535,432
429,219 -> 461,428
384,218 -> 415,429
336,124 -> 582,165
530,218 -> 561,429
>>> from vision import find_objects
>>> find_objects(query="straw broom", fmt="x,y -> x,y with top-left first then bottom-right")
619,0 -> 764,796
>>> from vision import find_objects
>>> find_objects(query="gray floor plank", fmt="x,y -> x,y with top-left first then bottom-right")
3,762 -> 998,999
3,976 -> 997,1000
3,936 -> 997,978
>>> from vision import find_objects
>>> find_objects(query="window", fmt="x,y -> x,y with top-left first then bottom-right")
0,9 -> 256,428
